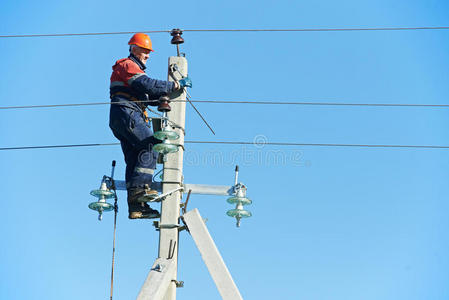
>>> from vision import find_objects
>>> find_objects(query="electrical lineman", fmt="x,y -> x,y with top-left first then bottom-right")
109,33 -> 192,219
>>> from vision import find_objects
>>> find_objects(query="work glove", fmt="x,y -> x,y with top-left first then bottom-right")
178,77 -> 192,88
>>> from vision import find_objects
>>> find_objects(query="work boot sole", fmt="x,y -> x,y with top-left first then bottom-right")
128,211 -> 160,219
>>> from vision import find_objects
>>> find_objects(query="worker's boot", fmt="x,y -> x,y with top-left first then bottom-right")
127,188 -> 160,219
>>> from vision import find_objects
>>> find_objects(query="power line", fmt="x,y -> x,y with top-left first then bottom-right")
176,100 -> 449,108
1,100 -> 449,110
0,143 -> 120,150
1,141 -> 448,151
0,102 -> 112,110
184,26 -> 449,32
1,26 -> 448,38
186,141 -> 449,149
0,30 -> 169,38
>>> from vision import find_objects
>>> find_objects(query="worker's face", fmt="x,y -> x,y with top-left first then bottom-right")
132,46 -> 151,65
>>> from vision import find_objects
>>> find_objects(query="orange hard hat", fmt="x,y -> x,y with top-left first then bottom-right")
128,33 -> 154,51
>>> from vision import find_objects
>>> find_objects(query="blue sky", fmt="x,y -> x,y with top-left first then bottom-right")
1,1 -> 449,299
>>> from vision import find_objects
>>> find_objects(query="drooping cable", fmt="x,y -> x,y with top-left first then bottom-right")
185,94 -> 216,135
153,169 -> 163,183
109,184 -> 118,300
145,106 -> 184,132
169,63 -> 216,135
108,161 -> 118,300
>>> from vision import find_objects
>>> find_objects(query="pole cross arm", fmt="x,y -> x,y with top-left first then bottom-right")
112,180 -> 234,196
182,184 -> 234,196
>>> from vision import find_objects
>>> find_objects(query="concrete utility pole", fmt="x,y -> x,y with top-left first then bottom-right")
159,56 -> 187,300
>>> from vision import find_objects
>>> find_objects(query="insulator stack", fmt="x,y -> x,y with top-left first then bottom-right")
89,181 -> 114,221
226,184 -> 252,227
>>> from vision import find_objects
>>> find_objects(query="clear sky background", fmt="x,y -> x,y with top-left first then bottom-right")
1,1 -> 449,299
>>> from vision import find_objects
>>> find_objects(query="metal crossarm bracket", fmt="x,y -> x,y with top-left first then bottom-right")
112,180 -> 235,196
148,187 -> 184,202
152,221 -> 186,231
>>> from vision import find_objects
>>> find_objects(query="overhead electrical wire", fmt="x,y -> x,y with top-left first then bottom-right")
1,141 -> 449,151
1,100 -> 449,110
185,141 -> 449,149
0,30 -> 169,38
0,143 -> 120,150
0,26 -> 448,38
175,100 -> 449,108
184,26 -> 449,32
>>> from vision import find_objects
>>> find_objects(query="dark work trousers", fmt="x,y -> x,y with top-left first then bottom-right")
109,101 -> 158,189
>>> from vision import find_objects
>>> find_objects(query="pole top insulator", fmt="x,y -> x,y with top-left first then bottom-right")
158,95 -> 171,112
170,29 -> 184,45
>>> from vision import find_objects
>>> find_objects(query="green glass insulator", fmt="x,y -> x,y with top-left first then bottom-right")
154,142 -> 179,154
227,196 -> 252,205
226,208 -> 252,218
154,129 -> 180,141
88,201 -> 114,212
90,189 -> 115,199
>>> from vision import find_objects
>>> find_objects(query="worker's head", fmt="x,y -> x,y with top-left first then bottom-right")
128,33 -> 153,65
130,45 -> 151,65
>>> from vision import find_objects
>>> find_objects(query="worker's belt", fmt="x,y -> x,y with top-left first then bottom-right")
111,92 -> 146,109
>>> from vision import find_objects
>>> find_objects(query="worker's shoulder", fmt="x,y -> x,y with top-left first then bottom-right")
114,57 -> 133,67
114,58 -> 143,73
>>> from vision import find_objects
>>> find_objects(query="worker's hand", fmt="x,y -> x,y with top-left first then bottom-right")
178,77 -> 192,88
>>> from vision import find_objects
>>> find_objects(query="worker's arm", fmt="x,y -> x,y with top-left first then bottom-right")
128,73 -> 177,99
119,60 -> 176,99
